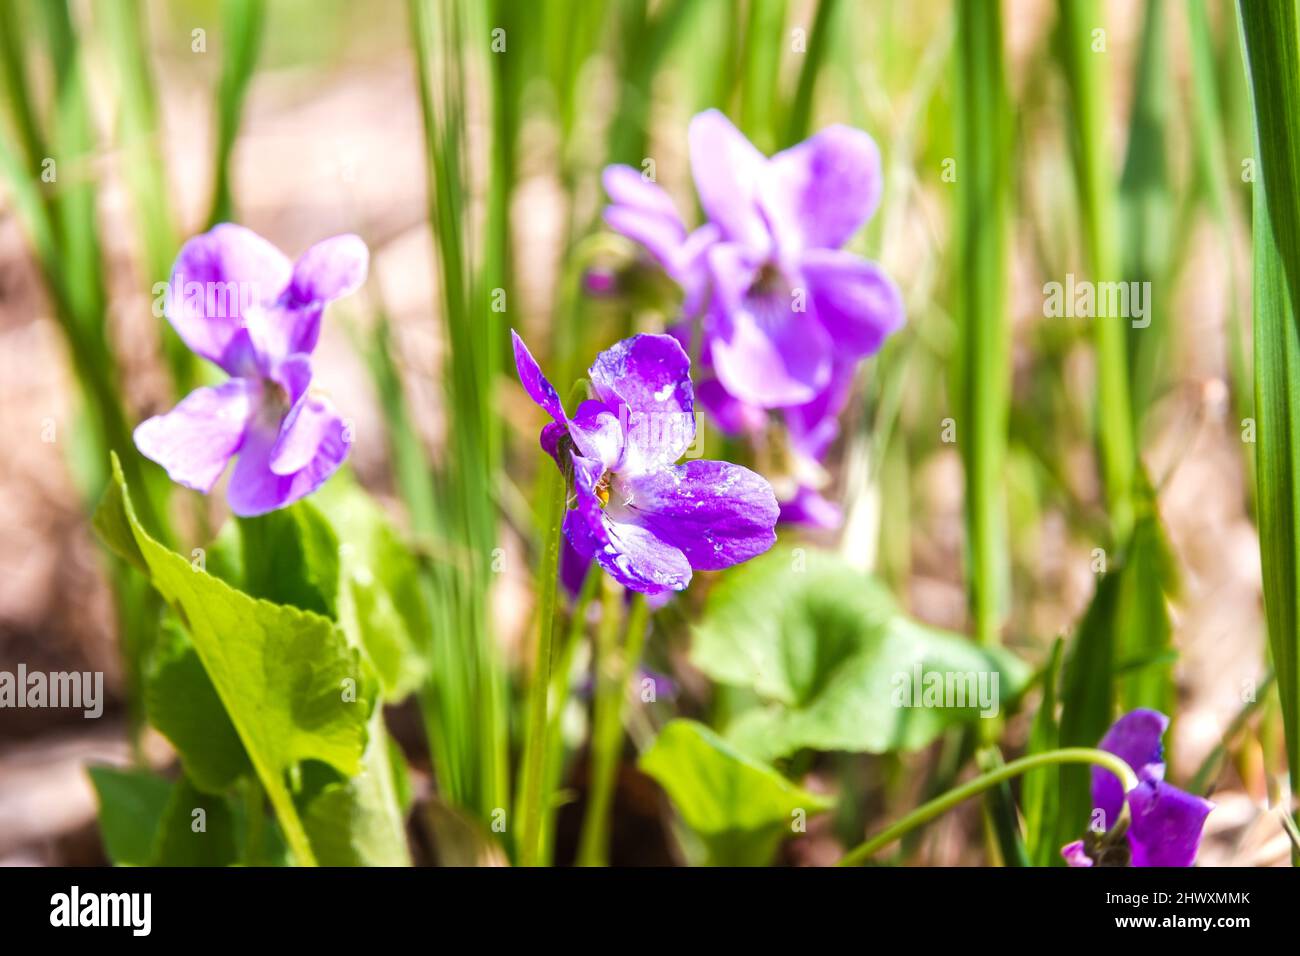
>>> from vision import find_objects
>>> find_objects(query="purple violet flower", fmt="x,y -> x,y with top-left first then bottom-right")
512,330 -> 779,595
134,224 -> 368,516
603,110 -> 904,408
1062,709 -> 1214,867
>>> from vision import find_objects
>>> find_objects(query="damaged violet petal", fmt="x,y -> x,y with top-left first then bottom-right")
135,224 -> 367,516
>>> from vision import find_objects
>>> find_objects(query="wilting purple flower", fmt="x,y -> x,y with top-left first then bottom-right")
603,110 -> 903,408
134,224 -> 367,516
1062,709 -> 1214,867
512,330 -> 779,595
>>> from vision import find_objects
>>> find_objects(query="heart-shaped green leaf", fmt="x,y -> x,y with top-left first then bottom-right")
94,454 -> 375,865
692,547 -> 1030,761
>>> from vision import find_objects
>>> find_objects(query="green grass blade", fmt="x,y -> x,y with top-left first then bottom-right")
98,0 -> 191,394
207,0 -> 266,227
738,0 -> 787,152
1117,0 -> 1172,425
605,0 -> 694,166
1188,0 -> 1254,509
409,0 -> 509,829
954,0 -> 1011,647
1056,0 -> 1136,541
782,0 -> 841,146
1022,638 -> 1064,866
1236,0 -> 1300,846
1052,569 -> 1120,862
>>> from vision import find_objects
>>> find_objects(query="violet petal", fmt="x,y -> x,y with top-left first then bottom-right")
615,459 -> 778,571
564,452 -> 692,594
1061,840 -> 1095,868
1126,780 -> 1214,868
511,330 -> 567,423
269,393 -> 346,476
568,399 -> 625,472
801,248 -> 906,359
687,109 -> 771,253
289,233 -> 369,306
587,334 -> 695,476
167,224 -> 291,371
133,378 -> 256,493
602,164 -> 683,220
779,485 -> 842,529
1092,708 -> 1169,830
761,124 -> 882,251
226,396 -> 350,517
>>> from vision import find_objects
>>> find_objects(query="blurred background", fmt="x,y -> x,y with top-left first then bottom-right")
0,0 -> 1285,865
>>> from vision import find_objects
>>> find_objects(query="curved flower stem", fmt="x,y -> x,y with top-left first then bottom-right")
517,466 -> 566,866
838,748 -> 1138,867
577,589 -> 650,866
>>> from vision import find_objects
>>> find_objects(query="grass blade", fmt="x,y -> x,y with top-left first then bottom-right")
207,0 -> 266,227
782,0 -> 841,146
954,0 -> 1011,648
1056,0 -> 1136,541
1236,0 -> 1300,850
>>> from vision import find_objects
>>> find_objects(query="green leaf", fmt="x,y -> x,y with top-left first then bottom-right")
144,616 -> 252,794
237,501 -> 340,618
1113,498 -> 1177,715
692,547 -> 1030,761
314,476 -> 431,701
1237,0 -> 1300,832
300,711 -> 413,866
639,719 -> 834,866
94,453 -> 376,866
1022,638 -> 1063,867
1056,0 -> 1136,539
152,775 -> 238,867
88,766 -> 173,866
1052,565 -> 1121,860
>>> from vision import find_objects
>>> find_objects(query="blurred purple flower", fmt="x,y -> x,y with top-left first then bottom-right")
512,330 -> 779,595
576,665 -> 678,702
134,224 -> 367,516
1062,709 -> 1214,867
681,325 -> 852,530
601,164 -> 719,316
603,110 -> 903,408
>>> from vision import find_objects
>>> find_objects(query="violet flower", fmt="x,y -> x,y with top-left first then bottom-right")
512,330 -> 779,595
603,110 -> 904,408
1062,709 -> 1214,867
134,224 -> 367,516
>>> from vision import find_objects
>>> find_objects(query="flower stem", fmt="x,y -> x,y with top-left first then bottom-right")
537,565 -> 598,866
838,747 -> 1138,867
517,466 -> 566,866
577,589 -> 649,866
